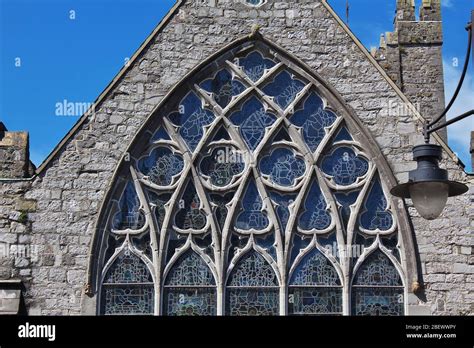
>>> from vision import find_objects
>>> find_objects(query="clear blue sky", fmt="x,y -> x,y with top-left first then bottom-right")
1,0 -> 473,170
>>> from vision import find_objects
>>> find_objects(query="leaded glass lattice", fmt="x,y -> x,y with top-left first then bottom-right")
98,40 -> 408,316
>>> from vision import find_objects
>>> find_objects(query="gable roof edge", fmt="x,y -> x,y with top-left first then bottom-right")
320,0 -> 463,168
36,0 -> 185,174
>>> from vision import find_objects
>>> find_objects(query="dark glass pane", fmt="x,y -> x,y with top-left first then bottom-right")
262,70 -> 305,109
200,147 -> 245,187
146,191 -> 171,230
255,232 -> 277,261
226,289 -> 279,316
174,180 -> 207,230
352,288 -> 404,316
260,148 -> 306,187
334,190 -> 360,231
333,126 -> 353,142
210,125 -> 231,141
298,178 -> 331,231
150,126 -> 171,142
238,51 -> 276,82
353,250 -> 402,286
289,288 -> 342,315
137,147 -> 184,186
321,147 -> 369,186
164,288 -> 217,316
289,233 -> 312,266
230,96 -> 276,151
200,69 -> 245,108
360,176 -> 394,231
131,233 -> 153,260
102,285 -> 154,315
112,182 -> 146,230
228,251 -> 278,286
168,92 -> 215,152
289,92 -> 337,152
235,179 -> 269,231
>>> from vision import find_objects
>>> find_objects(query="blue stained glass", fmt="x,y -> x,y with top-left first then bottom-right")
146,191 -> 171,230
200,147 -> 245,187
150,126 -> 171,142
255,233 -> 277,261
112,182 -> 145,230
165,231 -> 187,264
333,126 -> 353,142
238,51 -> 276,82
354,250 -> 402,286
235,179 -> 269,231
174,180 -> 207,230
290,249 -> 340,286
360,177 -> 394,231
269,191 -> 297,233
193,233 -> 214,259
289,234 -> 312,266
352,288 -> 404,316
164,288 -> 217,316
263,71 -> 305,110
260,148 -> 306,186
209,192 -> 234,231
226,289 -> 279,316
298,179 -> 331,231
102,285 -> 154,315
168,92 -> 215,152
228,233 -> 250,265
272,127 -> 292,142
228,251 -> 278,286
132,233 -> 153,260
289,288 -> 343,315
321,147 -> 369,186
137,147 -> 184,186
200,69 -> 246,109
290,92 -> 338,152
230,97 -> 276,151
245,0 -> 264,6
166,251 -> 215,286
104,249 -> 152,284
334,191 -> 360,229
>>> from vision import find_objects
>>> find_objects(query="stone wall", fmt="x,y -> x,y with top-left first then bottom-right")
0,123 -> 34,179
0,0 -> 471,315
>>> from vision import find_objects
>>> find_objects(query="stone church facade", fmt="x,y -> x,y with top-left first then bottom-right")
0,0 -> 472,316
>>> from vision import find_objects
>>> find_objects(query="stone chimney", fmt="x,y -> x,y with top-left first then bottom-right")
373,0 -> 446,139
0,122 -> 34,178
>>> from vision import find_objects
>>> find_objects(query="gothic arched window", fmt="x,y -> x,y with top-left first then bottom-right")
95,38 -> 408,316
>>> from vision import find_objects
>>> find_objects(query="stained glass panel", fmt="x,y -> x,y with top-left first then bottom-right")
235,179 -> 269,231
200,69 -> 245,108
174,180 -> 207,230
137,147 -> 184,186
226,289 -> 279,316
353,250 -> 402,286
164,288 -> 217,316
289,288 -> 342,315
230,97 -> 276,151
262,71 -> 305,110
200,147 -> 245,187
104,250 -> 152,284
165,251 -> 215,286
168,92 -> 215,152
260,148 -> 306,187
102,285 -> 154,315
290,249 -> 340,286
360,176 -> 394,231
352,288 -> 404,316
290,92 -> 338,152
228,251 -> 278,287
238,51 -> 276,82
298,179 -> 331,231
321,147 -> 369,186
269,191 -> 297,233
112,182 -> 145,230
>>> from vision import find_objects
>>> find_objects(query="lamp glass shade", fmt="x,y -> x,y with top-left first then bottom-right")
408,182 -> 449,220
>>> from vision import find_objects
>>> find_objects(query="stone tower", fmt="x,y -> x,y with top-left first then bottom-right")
373,0 -> 446,138
0,122 -> 34,178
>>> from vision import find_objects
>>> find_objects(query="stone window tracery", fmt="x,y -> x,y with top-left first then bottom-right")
97,40 -> 406,316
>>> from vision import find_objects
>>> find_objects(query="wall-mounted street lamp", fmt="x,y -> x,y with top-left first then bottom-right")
390,17 -> 473,220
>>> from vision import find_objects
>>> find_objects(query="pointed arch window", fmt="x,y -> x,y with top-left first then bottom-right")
95,38 -> 410,316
